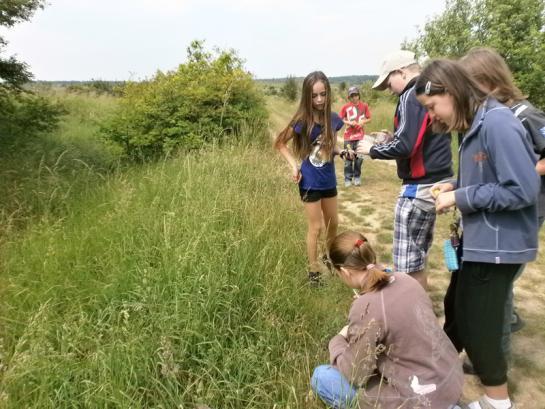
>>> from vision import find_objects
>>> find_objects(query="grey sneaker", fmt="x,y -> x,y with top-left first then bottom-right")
354,177 -> 361,186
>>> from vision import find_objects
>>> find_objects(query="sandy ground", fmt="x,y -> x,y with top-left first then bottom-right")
267,96 -> 545,407
336,159 -> 545,408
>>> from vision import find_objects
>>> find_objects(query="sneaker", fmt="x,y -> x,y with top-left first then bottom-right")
510,310 -> 525,332
308,271 -> 323,287
354,177 -> 361,186
344,180 -> 352,187
469,396 -> 516,409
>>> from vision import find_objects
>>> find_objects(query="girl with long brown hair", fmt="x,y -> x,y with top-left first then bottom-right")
275,71 -> 346,284
460,47 -> 545,357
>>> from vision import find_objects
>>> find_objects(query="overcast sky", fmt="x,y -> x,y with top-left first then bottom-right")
1,0 -> 446,81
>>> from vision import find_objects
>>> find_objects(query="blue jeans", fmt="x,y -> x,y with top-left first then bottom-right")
343,141 -> 363,182
311,365 -> 358,409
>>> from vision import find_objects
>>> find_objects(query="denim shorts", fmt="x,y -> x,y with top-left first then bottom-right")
299,187 -> 337,203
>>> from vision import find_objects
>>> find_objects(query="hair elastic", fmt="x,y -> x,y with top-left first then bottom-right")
354,239 -> 365,248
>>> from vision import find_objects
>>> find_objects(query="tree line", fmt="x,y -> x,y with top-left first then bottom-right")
404,0 -> 545,109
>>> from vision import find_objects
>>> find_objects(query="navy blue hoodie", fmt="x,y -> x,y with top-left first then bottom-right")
369,77 -> 453,184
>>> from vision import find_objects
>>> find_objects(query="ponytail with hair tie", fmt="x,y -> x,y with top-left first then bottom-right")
354,238 -> 366,248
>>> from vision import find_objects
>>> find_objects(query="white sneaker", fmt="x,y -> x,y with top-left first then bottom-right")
469,397 -> 516,409
344,180 -> 352,187
354,177 -> 361,186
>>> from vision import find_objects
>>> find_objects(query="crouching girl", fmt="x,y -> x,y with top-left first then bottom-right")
311,230 -> 463,409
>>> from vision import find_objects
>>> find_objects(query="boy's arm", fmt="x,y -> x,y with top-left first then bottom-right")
357,103 -> 371,126
369,94 -> 425,160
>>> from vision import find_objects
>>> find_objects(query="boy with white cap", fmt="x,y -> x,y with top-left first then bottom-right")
357,50 -> 453,288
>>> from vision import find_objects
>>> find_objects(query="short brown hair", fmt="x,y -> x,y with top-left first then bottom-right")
328,231 -> 390,293
460,47 -> 526,106
415,59 -> 487,133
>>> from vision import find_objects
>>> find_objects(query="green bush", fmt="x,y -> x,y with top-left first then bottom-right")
102,41 -> 267,160
0,90 -> 65,138
281,75 -> 298,102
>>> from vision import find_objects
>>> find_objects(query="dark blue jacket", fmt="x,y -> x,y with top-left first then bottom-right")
455,98 -> 539,264
369,77 -> 453,184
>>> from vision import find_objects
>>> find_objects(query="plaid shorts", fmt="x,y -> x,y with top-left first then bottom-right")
393,197 -> 436,273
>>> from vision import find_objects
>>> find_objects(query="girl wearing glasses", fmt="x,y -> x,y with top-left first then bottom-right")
415,59 -> 539,409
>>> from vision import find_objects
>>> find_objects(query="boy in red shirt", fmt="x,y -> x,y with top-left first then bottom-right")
339,86 -> 371,186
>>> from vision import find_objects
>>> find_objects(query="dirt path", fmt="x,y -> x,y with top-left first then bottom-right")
266,95 -> 545,406
336,159 -> 545,407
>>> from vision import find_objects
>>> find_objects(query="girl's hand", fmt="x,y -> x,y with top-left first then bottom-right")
338,325 -> 349,338
430,182 -> 455,198
340,149 -> 355,161
436,191 -> 456,214
291,167 -> 302,184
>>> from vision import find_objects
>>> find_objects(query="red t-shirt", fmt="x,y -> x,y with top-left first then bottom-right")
339,101 -> 371,141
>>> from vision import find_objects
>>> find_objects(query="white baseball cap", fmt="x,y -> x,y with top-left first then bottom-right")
372,50 -> 417,90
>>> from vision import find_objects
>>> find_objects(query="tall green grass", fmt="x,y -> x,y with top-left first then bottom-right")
0,133 -> 351,407
0,91 -> 120,240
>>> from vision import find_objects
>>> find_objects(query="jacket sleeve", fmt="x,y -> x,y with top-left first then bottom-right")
521,108 -> 545,157
455,115 -> 539,214
328,301 -> 382,387
369,92 -> 426,160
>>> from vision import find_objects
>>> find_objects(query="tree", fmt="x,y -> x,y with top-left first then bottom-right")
0,0 -> 62,140
405,0 -> 545,108
281,75 -> 298,102
0,0 -> 46,89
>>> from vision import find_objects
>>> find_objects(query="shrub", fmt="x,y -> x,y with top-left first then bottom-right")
281,75 -> 298,102
102,41 -> 267,160
0,90 -> 65,138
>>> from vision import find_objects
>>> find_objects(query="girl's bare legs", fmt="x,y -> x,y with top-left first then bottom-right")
303,201 -> 324,272
320,196 -> 339,251
303,196 -> 338,273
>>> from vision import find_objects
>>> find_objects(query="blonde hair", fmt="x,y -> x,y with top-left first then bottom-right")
329,231 -> 390,293
460,47 -> 526,106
